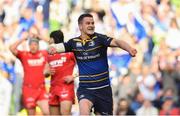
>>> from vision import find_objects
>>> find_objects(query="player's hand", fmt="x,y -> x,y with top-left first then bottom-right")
50,67 -> 56,75
64,75 -> 74,84
21,31 -> 29,40
129,48 -> 137,57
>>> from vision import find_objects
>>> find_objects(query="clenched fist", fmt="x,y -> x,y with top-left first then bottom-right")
129,48 -> 137,57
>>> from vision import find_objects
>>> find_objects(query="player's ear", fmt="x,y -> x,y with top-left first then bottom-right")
79,24 -> 82,31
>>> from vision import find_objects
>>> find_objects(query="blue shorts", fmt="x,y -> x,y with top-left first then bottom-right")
77,86 -> 113,115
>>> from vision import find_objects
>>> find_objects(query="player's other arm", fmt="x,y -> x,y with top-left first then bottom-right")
64,69 -> 79,84
43,62 -> 57,77
43,62 -> 51,77
110,39 -> 137,57
9,32 -> 28,56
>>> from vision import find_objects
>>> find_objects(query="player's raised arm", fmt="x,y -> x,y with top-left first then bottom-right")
9,32 -> 28,56
110,39 -> 137,57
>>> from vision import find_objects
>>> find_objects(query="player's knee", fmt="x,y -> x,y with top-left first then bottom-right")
80,109 -> 91,115
61,108 -> 71,115
42,110 -> 50,115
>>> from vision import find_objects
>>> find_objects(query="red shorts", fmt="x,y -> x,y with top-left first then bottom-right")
49,86 -> 75,106
22,84 -> 48,109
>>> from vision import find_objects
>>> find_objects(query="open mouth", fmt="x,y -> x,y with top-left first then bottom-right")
88,28 -> 94,31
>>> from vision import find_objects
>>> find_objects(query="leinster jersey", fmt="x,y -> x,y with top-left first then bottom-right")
64,33 -> 113,89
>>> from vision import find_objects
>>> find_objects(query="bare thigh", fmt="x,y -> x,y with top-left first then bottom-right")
79,99 -> 93,115
37,99 -> 49,115
60,100 -> 73,115
27,108 -> 36,115
49,105 -> 60,115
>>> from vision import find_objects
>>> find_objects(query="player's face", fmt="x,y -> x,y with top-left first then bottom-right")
29,42 -> 39,54
49,38 -> 54,44
79,17 -> 95,35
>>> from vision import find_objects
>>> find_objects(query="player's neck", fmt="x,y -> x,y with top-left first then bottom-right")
80,34 -> 93,40
80,34 -> 89,40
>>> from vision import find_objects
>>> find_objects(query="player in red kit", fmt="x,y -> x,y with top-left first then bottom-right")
44,30 -> 76,115
10,32 -> 49,115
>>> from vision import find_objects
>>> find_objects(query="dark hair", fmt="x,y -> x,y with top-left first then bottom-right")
78,13 -> 93,24
50,30 -> 64,43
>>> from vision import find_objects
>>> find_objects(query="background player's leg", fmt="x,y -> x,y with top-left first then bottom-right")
60,100 -> 73,115
27,108 -> 36,115
37,100 -> 49,115
49,105 -> 60,115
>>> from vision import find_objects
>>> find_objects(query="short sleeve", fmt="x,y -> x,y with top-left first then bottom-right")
98,34 -> 113,47
70,52 -> 76,62
16,50 -> 24,59
64,39 -> 73,52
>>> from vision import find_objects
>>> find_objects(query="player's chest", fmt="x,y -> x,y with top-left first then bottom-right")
24,53 -> 46,66
48,54 -> 70,67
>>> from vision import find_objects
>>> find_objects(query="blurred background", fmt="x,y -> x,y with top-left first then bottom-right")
0,0 -> 180,115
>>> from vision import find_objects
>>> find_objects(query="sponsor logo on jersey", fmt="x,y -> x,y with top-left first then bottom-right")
27,57 -> 45,66
49,57 -> 67,67
61,93 -> 68,98
83,52 -> 88,55
89,41 -> 95,46
76,42 -> 82,47
76,53 -> 100,60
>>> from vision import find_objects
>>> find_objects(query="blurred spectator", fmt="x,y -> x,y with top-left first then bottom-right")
0,2 -> 5,23
158,47 -> 178,95
0,58 -> 13,116
3,0 -> 21,26
159,96 -> 180,115
13,59 -> 23,114
18,7 -> 34,36
116,98 -> 135,115
130,90 -> 144,113
116,72 -> 137,100
49,0 -> 70,32
136,99 -> 158,116
137,65 -> 157,101
165,18 -> 180,49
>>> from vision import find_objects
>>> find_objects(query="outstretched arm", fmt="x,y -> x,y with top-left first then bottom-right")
48,43 -> 66,54
9,32 -> 28,56
110,39 -> 137,57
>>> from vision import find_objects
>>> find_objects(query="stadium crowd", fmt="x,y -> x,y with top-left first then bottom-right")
0,0 -> 180,115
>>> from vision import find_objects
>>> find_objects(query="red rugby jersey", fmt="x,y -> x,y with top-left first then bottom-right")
47,52 -> 76,86
17,50 -> 48,87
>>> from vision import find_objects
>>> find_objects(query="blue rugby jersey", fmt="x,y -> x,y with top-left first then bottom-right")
64,32 -> 113,89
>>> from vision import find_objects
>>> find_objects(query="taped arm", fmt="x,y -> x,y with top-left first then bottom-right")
48,43 -> 66,54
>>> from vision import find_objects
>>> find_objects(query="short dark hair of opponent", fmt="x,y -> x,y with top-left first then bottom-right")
50,30 -> 64,44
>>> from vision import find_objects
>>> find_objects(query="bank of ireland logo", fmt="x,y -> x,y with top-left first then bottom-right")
61,57 -> 66,62
83,52 -> 88,55
76,42 -> 82,47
